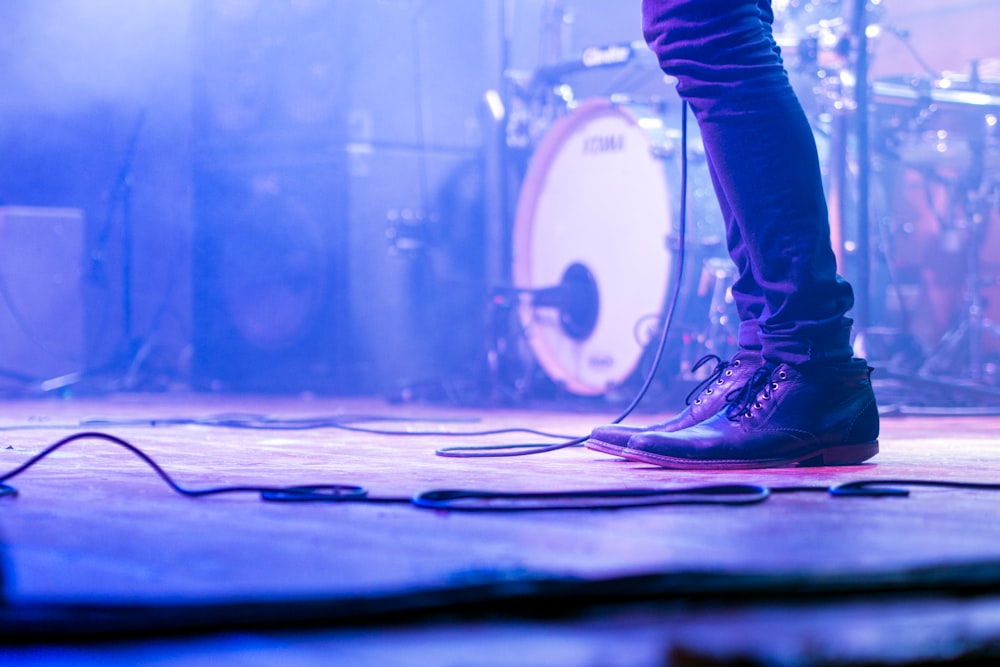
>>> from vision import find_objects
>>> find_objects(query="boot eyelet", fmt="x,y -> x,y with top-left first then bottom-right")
694,399 -> 703,405
753,402 -> 762,410
705,389 -> 713,395
771,382 -> 779,390
778,371 -> 788,380
724,370 -> 734,377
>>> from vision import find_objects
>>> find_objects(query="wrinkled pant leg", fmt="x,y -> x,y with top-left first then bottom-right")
703,148 -> 764,353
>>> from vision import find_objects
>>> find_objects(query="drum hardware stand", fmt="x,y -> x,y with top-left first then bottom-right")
846,0 -> 874,356
496,262 -> 601,341
917,126 -> 1000,385
484,264 -> 601,401
483,0 -> 544,402
484,0 -> 574,294
697,257 -> 740,361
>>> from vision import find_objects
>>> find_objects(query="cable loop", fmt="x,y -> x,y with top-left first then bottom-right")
412,484 -> 771,511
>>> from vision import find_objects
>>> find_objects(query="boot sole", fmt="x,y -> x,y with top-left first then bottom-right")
620,441 -> 879,470
584,438 -> 629,457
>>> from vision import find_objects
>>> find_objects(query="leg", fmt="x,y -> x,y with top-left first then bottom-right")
592,0 -> 878,468
643,0 -> 854,365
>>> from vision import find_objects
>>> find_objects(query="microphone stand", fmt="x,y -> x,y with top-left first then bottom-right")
70,109 -> 150,393
39,111 -> 149,395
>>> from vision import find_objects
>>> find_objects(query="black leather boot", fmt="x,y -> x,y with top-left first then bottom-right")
585,350 -> 763,457
620,359 -> 879,469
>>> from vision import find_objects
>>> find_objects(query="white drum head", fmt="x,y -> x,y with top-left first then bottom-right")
512,99 -> 673,396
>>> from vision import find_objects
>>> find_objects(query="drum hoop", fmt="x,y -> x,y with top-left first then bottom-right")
514,100 -> 647,247
513,99 -> 664,286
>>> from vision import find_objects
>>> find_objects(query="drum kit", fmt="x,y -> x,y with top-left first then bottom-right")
871,68 -> 1000,384
490,0 -> 1000,400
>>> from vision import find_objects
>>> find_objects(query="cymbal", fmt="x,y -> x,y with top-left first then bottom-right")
873,74 -> 1000,111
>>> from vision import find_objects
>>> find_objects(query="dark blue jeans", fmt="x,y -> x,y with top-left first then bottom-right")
643,0 -> 856,366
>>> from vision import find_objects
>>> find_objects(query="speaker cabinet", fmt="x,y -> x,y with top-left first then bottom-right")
192,0 -> 489,394
192,153 -> 351,393
192,0 -> 350,151
192,1 -> 352,393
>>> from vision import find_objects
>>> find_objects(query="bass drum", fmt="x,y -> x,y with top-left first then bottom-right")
512,98 -> 703,397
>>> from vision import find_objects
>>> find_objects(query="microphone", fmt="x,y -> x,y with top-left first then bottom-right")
496,262 -> 600,341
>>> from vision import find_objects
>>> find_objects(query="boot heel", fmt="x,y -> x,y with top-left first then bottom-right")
802,441 -> 879,467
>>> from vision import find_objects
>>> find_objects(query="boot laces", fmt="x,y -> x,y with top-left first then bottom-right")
725,364 -> 786,420
684,354 -> 742,406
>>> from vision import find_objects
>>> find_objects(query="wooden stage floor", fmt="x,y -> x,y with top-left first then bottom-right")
3,391 -> 1000,665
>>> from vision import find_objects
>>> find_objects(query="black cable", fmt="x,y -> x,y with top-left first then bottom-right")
436,100 -> 693,458
831,478 -> 1000,498
6,431 -> 1000,511
0,432 -> 377,504
411,484 -> 770,511
0,430 -> 765,509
